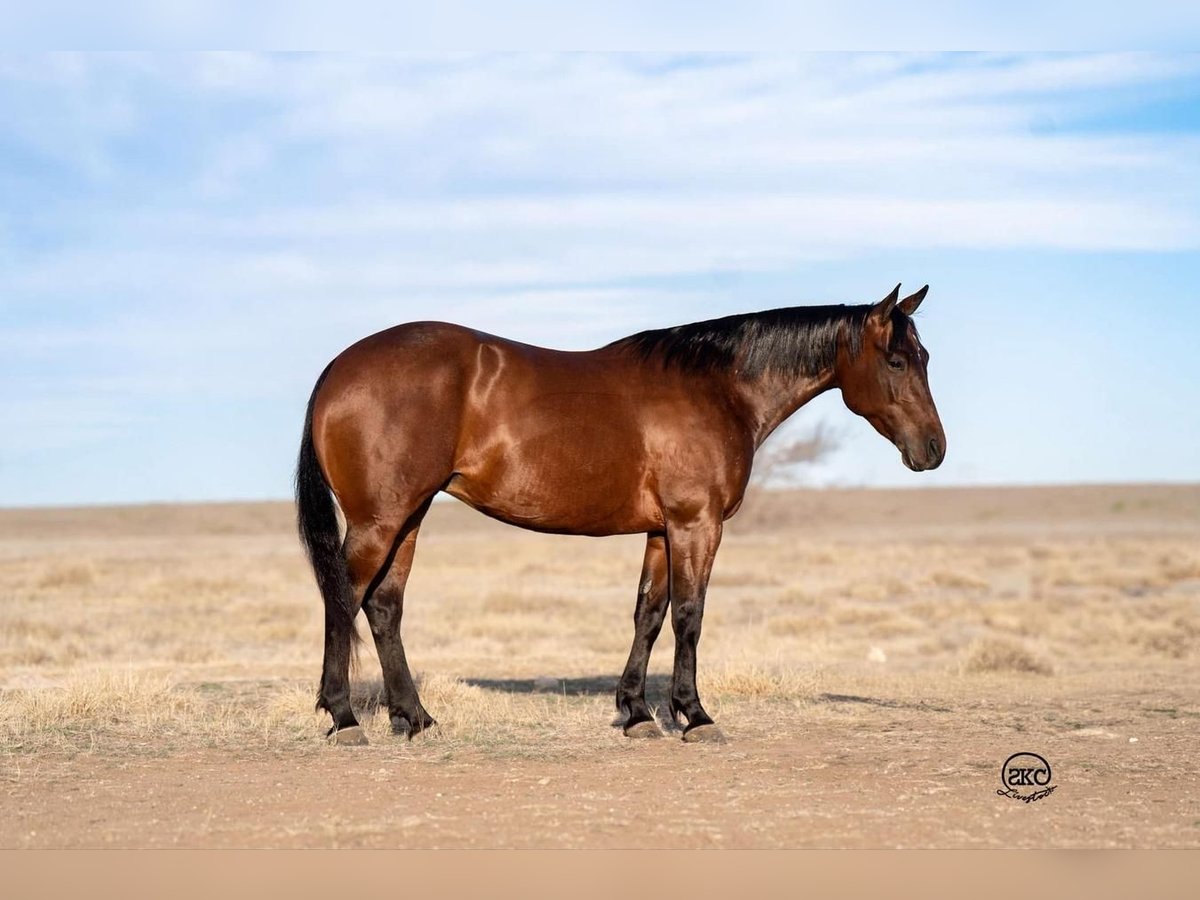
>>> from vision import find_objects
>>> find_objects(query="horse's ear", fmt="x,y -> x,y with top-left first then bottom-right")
871,284 -> 901,322
898,284 -> 929,316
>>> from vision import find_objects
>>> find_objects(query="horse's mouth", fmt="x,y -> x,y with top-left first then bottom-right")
897,438 -> 943,472
896,442 -> 925,472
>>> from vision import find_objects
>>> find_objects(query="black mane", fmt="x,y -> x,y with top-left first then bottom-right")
611,304 -> 884,379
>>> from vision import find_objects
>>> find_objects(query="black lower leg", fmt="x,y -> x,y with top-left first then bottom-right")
363,589 -> 435,738
669,596 -> 714,731
616,590 -> 669,727
318,608 -> 360,735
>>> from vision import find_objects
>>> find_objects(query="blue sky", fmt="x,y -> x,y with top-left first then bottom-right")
2,52 -> 1199,506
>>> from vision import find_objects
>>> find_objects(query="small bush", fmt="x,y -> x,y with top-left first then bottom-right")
960,638 -> 1053,676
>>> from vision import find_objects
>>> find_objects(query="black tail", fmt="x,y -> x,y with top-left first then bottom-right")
295,364 -> 360,699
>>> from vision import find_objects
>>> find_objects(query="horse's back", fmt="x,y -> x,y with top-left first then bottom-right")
316,321 -> 636,416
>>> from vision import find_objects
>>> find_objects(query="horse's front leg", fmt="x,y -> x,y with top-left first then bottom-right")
616,533 -> 669,738
665,512 -> 725,743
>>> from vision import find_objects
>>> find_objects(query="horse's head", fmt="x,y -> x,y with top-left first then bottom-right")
838,284 -> 946,472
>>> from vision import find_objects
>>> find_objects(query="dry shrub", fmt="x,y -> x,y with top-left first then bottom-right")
930,570 -> 990,591
846,581 -> 888,602
1162,557 -> 1200,582
1131,622 -> 1193,659
0,670 -> 197,750
904,599 -> 963,625
699,665 -> 820,701
0,672 -> 327,753
35,563 -> 96,590
256,683 -> 327,745
959,638 -> 1053,676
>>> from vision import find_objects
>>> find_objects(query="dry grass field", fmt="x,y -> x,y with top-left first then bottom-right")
1,484 -> 1198,847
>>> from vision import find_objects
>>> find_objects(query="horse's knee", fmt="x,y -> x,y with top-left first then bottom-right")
671,595 -> 706,638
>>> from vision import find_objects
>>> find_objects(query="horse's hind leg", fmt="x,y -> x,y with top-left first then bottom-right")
360,498 -> 437,739
615,533 -> 669,738
319,600 -> 366,744
319,510 -> 416,744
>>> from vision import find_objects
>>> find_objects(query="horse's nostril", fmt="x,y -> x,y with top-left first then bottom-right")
928,437 -> 940,460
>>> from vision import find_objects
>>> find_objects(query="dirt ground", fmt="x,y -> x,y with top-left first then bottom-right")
2,484 -> 1198,847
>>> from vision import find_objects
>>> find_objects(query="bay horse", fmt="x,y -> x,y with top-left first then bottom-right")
296,283 -> 945,745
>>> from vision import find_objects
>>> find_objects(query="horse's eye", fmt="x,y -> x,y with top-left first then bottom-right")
887,356 -> 906,371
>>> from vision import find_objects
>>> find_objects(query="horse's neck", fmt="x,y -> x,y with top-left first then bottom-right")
731,368 -> 838,449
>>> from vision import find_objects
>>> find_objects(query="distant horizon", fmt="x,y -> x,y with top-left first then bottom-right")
4,478 -> 1198,513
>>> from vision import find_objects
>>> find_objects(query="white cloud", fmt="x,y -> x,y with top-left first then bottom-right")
7,54 -> 1198,322
9,54 -> 1198,248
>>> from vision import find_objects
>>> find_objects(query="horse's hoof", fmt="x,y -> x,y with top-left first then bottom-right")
624,719 -> 664,739
391,715 -> 436,740
682,724 -> 726,744
329,725 -> 369,746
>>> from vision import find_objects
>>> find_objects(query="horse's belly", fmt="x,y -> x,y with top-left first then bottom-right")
444,423 -> 660,536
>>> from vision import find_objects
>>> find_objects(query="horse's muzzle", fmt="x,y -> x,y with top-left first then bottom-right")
900,434 -> 945,471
